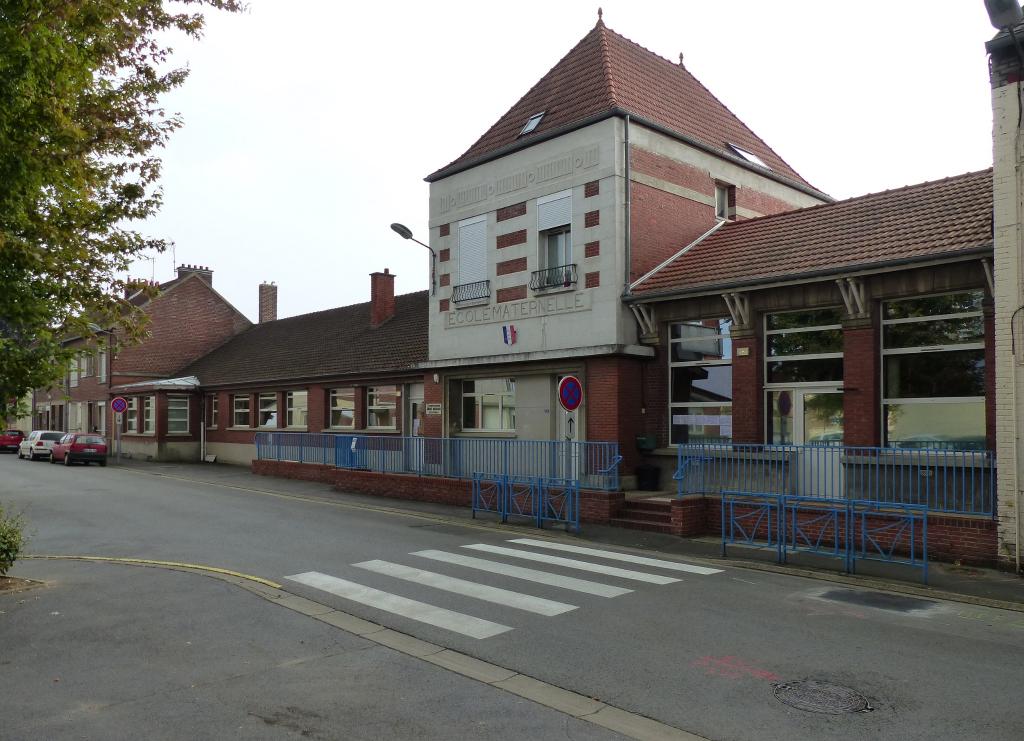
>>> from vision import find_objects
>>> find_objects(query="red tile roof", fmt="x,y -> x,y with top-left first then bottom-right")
632,168 -> 993,297
181,291 -> 428,387
427,20 -> 817,192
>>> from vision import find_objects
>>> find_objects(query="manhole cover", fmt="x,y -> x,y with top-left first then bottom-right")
773,680 -> 871,714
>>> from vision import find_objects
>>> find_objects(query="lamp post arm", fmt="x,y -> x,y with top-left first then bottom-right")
408,236 -> 436,295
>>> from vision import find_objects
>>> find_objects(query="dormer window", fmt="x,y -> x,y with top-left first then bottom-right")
727,143 -> 770,170
715,182 -> 736,221
520,112 -> 545,136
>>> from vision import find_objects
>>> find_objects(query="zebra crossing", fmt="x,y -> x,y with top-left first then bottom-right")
285,540 -> 723,640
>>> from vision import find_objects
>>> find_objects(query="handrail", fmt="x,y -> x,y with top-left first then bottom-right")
530,263 -> 578,291
451,280 -> 491,303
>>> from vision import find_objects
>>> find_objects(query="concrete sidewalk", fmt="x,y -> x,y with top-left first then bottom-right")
111,459 -> 1024,611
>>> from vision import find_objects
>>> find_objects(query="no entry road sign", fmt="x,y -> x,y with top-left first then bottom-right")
110,396 -> 128,414
558,376 -> 583,413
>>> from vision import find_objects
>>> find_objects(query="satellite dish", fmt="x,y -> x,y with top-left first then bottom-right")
985,0 -> 1024,29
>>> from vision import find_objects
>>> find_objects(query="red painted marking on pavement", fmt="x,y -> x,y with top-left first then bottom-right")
692,655 -> 781,681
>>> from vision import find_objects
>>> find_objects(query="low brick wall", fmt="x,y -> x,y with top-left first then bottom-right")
253,460 -> 621,522
252,461 -> 997,565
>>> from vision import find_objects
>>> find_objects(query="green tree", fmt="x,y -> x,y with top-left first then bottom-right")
0,0 -> 242,416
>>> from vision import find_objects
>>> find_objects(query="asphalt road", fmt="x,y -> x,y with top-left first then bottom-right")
2,453 -> 1023,740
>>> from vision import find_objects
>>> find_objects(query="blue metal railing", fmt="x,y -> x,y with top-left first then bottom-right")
255,432 -> 621,491
721,491 -> 929,583
470,472 -> 580,532
677,442 -> 995,516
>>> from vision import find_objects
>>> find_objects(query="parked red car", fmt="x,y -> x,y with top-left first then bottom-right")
50,433 -> 108,466
0,429 -> 25,453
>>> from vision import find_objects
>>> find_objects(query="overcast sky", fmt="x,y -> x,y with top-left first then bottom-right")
133,1 -> 997,321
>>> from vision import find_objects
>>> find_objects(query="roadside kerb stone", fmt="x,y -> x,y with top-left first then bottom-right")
587,706 -> 709,741
493,674 -> 605,717
315,610 -> 386,636
371,629 -> 444,657
422,649 -> 517,683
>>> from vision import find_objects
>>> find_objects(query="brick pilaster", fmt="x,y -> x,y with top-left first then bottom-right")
730,332 -> 763,443
842,320 -> 881,447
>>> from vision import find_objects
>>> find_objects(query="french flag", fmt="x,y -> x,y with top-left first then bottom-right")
502,324 -> 517,345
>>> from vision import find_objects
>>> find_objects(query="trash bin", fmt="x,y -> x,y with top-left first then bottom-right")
635,463 -> 661,491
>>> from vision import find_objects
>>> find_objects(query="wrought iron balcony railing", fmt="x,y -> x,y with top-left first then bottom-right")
530,263 -> 578,291
451,279 -> 491,304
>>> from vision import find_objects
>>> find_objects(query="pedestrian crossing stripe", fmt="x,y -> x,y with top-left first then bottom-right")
411,549 -> 632,597
461,544 -> 681,584
506,538 -> 723,575
353,559 -> 577,616
285,571 -> 511,639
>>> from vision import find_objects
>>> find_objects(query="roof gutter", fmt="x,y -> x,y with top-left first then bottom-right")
426,108 -> 833,203
623,245 -> 994,304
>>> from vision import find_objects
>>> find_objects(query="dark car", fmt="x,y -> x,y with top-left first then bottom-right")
50,433 -> 108,466
0,429 -> 25,453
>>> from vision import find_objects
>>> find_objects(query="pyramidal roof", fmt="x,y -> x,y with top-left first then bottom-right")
427,18 -> 819,194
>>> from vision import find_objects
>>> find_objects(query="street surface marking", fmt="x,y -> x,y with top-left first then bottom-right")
286,571 -> 511,639
353,560 -> 578,616
412,550 -> 632,597
462,544 -> 681,585
507,538 -> 723,575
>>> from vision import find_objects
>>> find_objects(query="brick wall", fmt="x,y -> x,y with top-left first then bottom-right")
730,334 -> 763,443
843,323 -> 881,447
497,285 -> 527,303
585,357 -> 645,474
629,182 -> 715,283
114,275 -> 251,377
497,230 -> 527,249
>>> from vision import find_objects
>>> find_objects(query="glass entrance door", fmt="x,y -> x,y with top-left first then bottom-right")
768,388 -> 844,497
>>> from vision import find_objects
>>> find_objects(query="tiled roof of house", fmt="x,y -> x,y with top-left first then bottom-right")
182,291 -> 428,387
632,168 -> 993,297
427,19 -> 816,192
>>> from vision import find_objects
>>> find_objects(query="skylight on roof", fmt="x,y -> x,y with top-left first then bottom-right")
727,143 -> 771,170
520,112 -> 545,136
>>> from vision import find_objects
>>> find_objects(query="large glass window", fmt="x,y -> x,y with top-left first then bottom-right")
460,378 -> 516,432
126,397 -> 138,433
765,309 -> 843,384
670,319 -> 732,444
167,396 -> 189,434
142,396 -> 154,434
258,393 -> 277,427
882,291 -> 985,449
286,391 -> 308,428
330,388 -> 356,429
367,386 -> 398,429
233,395 -> 250,427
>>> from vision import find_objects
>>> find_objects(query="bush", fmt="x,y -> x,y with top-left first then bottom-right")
0,503 -> 26,577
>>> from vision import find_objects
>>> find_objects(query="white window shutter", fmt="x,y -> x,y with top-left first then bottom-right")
458,217 -> 487,284
537,191 -> 571,231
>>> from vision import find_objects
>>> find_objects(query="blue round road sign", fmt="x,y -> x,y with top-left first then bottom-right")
558,376 -> 583,412
111,396 -> 128,414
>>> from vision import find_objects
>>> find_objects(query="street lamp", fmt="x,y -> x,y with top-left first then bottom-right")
390,223 -> 436,295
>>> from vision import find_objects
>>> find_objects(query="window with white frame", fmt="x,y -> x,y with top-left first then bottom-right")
882,291 -> 985,449
329,388 -> 356,429
714,183 -> 736,221
670,319 -> 733,444
232,394 -> 250,427
207,395 -> 218,428
258,393 -> 277,427
98,349 -> 107,383
458,378 -> 516,432
367,386 -> 398,429
286,391 -> 308,428
765,309 -> 844,384
167,396 -> 189,434
142,396 -> 155,434
126,397 -> 138,433
457,216 -> 487,289
70,358 -> 79,387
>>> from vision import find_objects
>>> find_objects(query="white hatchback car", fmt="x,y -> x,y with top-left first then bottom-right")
18,430 -> 66,461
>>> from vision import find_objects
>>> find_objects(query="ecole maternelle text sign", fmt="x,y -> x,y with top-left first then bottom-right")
445,292 -> 591,328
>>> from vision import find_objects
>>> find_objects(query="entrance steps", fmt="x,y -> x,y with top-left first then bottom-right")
610,495 -> 673,534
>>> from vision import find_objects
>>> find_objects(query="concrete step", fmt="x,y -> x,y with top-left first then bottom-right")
609,517 -> 674,534
616,508 -> 671,525
623,499 -> 672,514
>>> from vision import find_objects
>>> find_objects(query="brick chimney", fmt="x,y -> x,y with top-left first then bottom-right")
370,269 -> 396,328
259,282 -> 278,323
175,264 -> 213,286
